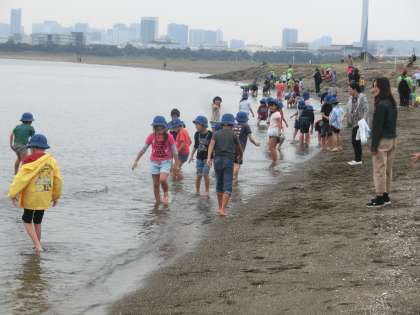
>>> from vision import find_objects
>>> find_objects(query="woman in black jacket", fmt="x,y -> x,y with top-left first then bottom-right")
367,77 -> 398,207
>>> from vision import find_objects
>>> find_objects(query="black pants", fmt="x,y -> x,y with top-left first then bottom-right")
315,81 -> 321,94
400,93 -> 410,107
352,126 -> 362,162
22,209 -> 45,224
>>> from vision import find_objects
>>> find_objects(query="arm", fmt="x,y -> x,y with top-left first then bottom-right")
207,139 -> 215,167
171,143 -> 180,169
248,134 -> 260,147
132,144 -> 150,170
7,166 -> 33,202
189,147 -> 197,163
279,109 -> 288,128
178,141 -> 185,153
9,133 -> 14,149
361,95 -> 369,121
370,104 -> 385,152
235,142 -> 244,162
52,163 -> 62,206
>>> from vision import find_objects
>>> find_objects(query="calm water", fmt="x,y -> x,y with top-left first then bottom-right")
0,59 -> 319,315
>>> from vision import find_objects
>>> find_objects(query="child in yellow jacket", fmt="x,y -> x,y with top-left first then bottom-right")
8,134 -> 62,253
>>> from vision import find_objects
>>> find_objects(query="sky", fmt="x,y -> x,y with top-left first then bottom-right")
0,0 -> 419,46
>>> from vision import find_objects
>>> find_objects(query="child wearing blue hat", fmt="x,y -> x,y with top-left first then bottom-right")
169,118 -> 191,180
257,99 -> 269,127
233,112 -> 260,181
8,134 -> 62,253
189,116 -> 213,196
10,112 -> 35,174
132,116 -> 179,206
207,114 -> 243,216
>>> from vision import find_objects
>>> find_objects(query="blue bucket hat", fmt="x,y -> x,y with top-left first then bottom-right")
169,118 -> 184,129
27,134 -> 50,149
302,90 -> 310,101
151,116 -> 168,128
259,98 -> 267,105
327,95 -> 339,105
236,111 -> 249,123
193,115 -> 208,128
221,113 -> 235,126
20,112 -> 34,122
267,97 -> 276,105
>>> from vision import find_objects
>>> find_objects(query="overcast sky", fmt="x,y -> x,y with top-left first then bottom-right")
0,0 -> 419,45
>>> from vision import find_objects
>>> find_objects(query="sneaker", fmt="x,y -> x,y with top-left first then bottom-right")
348,160 -> 363,166
383,193 -> 392,205
367,196 -> 385,208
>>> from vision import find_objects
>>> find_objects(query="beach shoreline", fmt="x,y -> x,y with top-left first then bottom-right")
110,108 -> 420,315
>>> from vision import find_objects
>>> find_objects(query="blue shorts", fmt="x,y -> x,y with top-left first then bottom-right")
178,153 -> 189,163
196,159 -> 210,176
150,160 -> 172,175
214,156 -> 234,194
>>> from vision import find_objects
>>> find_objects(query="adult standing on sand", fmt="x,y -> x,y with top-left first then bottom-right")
313,68 -> 322,95
367,78 -> 398,207
345,81 -> 369,166
397,69 -> 413,107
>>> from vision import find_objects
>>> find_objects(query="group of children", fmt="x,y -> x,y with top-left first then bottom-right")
8,113 -> 62,253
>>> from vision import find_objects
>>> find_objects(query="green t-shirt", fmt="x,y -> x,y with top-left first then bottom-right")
13,124 -> 35,145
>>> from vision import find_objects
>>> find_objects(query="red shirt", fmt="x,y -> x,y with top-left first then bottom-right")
23,152 -> 45,164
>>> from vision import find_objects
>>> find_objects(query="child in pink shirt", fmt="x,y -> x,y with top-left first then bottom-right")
132,116 -> 179,206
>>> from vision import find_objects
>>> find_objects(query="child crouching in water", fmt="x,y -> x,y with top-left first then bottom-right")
132,116 -> 179,206
207,114 -> 243,216
8,134 -> 62,253
189,116 -> 212,196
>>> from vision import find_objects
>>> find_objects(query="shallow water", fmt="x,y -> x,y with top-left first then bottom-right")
0,59 -> 319,315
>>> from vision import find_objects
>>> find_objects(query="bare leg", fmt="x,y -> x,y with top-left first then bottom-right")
34,224 -> 42,242
269,138 -> 278,165
233,163 -> 240,182
195,175 -> 202,194
160,173 -> 170,205
299,133 -> 304,147
220,193 -> 231,216
23,223 -> 42,252
204,176 -> 210,195
217,192 -> 223,212
14,157 -> 21,175
152,175 -> 161,205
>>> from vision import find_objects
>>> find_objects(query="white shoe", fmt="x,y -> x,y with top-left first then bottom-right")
347,160 -> 363,166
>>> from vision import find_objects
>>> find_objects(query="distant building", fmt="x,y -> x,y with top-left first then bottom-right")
189,29 -> 219,47
319,45 -> 362,57
282,28 -> 298,49
216,29 -> 223,42
310,36 -> 333,50
74,23 -> 89,34
141,17 -> 158,43
167,23 -> 188,46
32,21 -> 70,34
0,23 -> 10,38
31,32 -> 85,47
230,39 -> 246,50
368,40 -> 420,56
286,42 -> 309,51
10,9 -> 22,35
129,23 -> 141,41
360,0 -> 369,53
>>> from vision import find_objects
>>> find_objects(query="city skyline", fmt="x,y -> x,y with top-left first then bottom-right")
0,0 -> 419,46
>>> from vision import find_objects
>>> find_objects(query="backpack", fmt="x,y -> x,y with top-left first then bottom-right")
398,77 -> 410,94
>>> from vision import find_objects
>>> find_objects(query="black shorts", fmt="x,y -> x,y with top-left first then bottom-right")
22,209 -> 45,224
299,117 -> 311,134
320,121 -> 331,138
331,126 -> 341,134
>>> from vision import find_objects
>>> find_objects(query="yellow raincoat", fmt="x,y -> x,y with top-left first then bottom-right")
8,153 -> 62,210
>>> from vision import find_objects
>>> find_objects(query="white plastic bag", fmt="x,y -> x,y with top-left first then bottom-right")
356,119 -> 370,144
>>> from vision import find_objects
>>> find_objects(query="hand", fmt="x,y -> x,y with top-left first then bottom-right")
189,157 -> 194,164
255,141 -> 261,147
411,153 -> 420,165
52,200 -> 58,207
10,197 -> 17,207
131,161 -> 139,171
207,159 -> 213,168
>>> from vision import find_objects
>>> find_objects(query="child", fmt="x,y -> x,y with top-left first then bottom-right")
275,80 -> 285,100
169,118 -> 191,180
189,116 -> 212,196
207,114 -> 243,216
290,99 -> 308,144
210,96 -> 222,130
257,99 -> 269,126
320,95 -> 334,151
299,104 -> 315,147
8,134 -> 62,253
267,99 -> 285,166
132,116 -> 179,206
329,97 -> 344,151
169,108 -> 185,139
10,112 -> 35,174
233,112 -> 260,181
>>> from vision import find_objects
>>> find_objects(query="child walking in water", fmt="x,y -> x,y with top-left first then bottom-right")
267,99 -> 285,166
233,111 -> 260,181
8,134 -> 62,253
189,116 -> 212,196
10,112 -> 35,174
132,116 -> 179,206
169,118 -> 191,180
207,114 -> 243,216
210,96 -> 222,130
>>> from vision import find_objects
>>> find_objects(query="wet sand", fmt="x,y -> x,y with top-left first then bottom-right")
111,108 -> 420,315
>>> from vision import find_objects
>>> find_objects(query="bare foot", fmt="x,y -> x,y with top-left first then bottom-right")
201,191 -> 209,198
218,210 -> 226,217
162,193 -> 170,206
34,246 -> 44,254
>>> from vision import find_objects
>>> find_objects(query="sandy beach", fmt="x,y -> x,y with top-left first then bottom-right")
110,108 -> 420,314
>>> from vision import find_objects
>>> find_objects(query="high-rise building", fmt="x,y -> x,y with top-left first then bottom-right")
216,29 -> 223,42
230,39 -> 246,50
310,35 -> 333,50
0,23 -> 10,38
360,0 -> 369,53
282,28 -> 298,49
167,23 -> 188,46
189,29 -> 219,47
10,9 -> 22,35
141,17 -> 158,43
75,23 -> 89,34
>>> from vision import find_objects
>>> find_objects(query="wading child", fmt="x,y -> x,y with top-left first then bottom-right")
207,114 -> 243,216
169,118 -> 191,180
320,95 -> 334,151
210,96 -> 223,130
132,116 -> 179,206
267,99 -> 285,166
10,112 -> 35,174
290,96 -> 308,144
257,98 -> 269,127
8,134 -> 62,253
329,97 -> 344,151
299,103 -> 315,148
189,116 -> 212,196
233,112 -> 260,181
169,108 -> 181,139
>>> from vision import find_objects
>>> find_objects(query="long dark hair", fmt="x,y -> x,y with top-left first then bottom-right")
374,77 -> 397,107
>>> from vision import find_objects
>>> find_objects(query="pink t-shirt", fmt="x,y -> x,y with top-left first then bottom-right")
146,133 -> 175,162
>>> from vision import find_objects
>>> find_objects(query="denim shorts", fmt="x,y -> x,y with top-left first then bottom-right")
150,160 -> 172,175
178,153 -> 189,163
196,159 -> 210,176
214,156 -> 234,194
